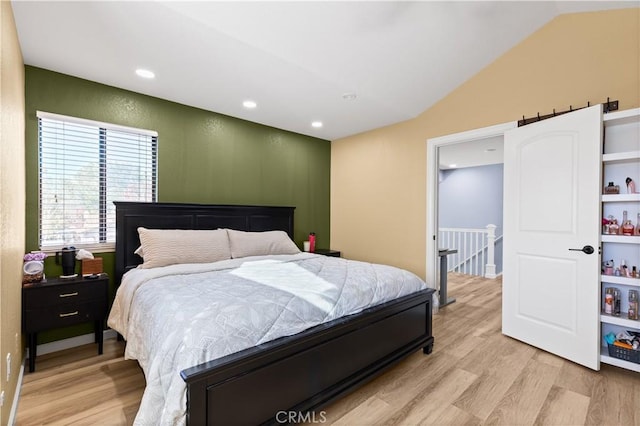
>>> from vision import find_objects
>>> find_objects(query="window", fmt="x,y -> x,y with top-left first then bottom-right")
38,111 -> 157,251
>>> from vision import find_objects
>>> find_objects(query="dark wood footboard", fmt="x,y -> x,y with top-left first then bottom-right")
181,288 -> 435,425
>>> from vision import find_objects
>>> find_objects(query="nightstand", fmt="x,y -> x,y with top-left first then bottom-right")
22,274 -> 108,372
314,249 -> 341,257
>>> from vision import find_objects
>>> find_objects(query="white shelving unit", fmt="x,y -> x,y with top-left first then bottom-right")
602,151 -> 640,164
601,312 -> 640,328
601,235 -> 640,244
602,194 -> 640,203
600,107 -> 640,372
601,346 -> 640,373
601,275 -> 640,287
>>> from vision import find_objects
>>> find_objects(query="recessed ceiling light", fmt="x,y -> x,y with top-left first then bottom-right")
135,69 -> 155,79
311,121 -> 323,128
449,164 -> 457,168
342,92 -> 357,101
243,100 -> 257,109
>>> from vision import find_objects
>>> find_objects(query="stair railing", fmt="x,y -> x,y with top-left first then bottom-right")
438,224 -> 499,278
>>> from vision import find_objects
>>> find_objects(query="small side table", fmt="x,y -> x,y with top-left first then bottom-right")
314,249 -> 341,257
22,274 -> 109,372
438,249 -> 457,307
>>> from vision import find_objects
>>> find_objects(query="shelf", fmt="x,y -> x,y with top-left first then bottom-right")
600,346 -> 640,372
601,312 -> 640,328
601,235 -> 640,244
603,108 -> 640,126
601,193 -> 640,202
601,275 -> 640,286
602,150 -> 640,164
600,108 -> 640,374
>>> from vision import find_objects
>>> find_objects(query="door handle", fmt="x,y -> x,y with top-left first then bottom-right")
568,245 -> 595,255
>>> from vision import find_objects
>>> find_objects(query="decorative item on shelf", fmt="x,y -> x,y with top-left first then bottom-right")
22,251 -> 47,285
603,259 -> 614,276
626,177 -> 637,194
629,290 -> 639,320
605,331 -> 640,364
636,213 -> 640,235
604,181 -> 620,194
622,211 -> 635,236
633,266 -> 638,278
604,287 -> 614,314
621,259 -> 630,277
614,288 -> 622,316
607,215 -> 620,235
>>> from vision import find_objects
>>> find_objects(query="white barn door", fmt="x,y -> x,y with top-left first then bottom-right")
502,105 -> 602,370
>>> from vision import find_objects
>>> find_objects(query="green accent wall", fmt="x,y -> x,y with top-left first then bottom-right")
25,66 -> 331,344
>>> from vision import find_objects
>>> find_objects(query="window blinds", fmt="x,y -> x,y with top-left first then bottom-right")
37,111 -> 157,250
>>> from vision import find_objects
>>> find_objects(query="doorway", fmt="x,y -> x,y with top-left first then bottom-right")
426,122 -> 516,299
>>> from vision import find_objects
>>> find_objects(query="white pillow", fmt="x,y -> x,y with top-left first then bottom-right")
226,229 -> 300,258
137,227 -> 231,268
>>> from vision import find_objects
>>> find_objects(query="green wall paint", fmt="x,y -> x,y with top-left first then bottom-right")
25,66 -> 331,344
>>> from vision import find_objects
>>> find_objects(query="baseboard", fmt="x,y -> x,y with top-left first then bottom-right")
27,329 -> 117,357
7,354 -> 25,426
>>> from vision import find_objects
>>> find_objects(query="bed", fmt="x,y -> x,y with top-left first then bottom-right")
110,201 -> 435,425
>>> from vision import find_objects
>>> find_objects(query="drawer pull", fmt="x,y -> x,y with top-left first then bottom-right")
59,292 -> 79,298
59,311 -> 79,318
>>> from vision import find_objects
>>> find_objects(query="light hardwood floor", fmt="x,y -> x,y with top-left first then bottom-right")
15,274 -> 640,425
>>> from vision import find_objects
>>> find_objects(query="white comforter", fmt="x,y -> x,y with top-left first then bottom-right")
108,252 -> 429,425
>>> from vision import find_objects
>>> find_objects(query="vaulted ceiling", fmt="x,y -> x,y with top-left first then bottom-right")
11,1 -> 634,140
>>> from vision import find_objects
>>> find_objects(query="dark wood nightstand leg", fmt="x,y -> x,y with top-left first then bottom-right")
28,332 -> 37,373
95,320 -> 104,355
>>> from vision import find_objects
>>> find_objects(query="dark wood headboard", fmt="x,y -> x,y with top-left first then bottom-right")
114,202 -> 295,284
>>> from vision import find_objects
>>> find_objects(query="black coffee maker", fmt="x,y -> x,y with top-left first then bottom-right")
55,247 -> 77,276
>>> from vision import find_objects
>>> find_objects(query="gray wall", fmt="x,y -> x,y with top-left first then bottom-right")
438,163 -> 503,274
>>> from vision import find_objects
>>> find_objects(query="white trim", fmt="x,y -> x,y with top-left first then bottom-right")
426,121 -> 516,293
40,242 -> 115,254
27,329 -> 117,358
7,355 -> 25,426
603,107 -> 640,125
36,110 -> 158,137
428,121 -> 517,146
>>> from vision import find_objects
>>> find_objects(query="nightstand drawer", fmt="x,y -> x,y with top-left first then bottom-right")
23,280 -> 107,309
24,299 -> 107,332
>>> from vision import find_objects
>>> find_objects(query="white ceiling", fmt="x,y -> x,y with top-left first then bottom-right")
439,135 -> 504,170
11,1 -> 635,141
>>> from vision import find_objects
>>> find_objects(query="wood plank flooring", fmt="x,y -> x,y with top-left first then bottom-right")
15,273 -> 640,425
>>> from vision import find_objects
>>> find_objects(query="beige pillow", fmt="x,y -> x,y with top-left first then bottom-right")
226,229 -> 300,258
137,227 -> 231,268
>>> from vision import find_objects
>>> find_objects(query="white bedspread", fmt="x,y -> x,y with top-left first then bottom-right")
108,252 -> 430,425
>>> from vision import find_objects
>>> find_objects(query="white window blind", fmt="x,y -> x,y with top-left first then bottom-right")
37,111 -> 157,251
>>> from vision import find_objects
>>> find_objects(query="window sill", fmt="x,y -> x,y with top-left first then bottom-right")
39,243 -> 115,255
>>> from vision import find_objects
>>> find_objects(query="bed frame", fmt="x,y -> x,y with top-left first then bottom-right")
115,201 -> 434,425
